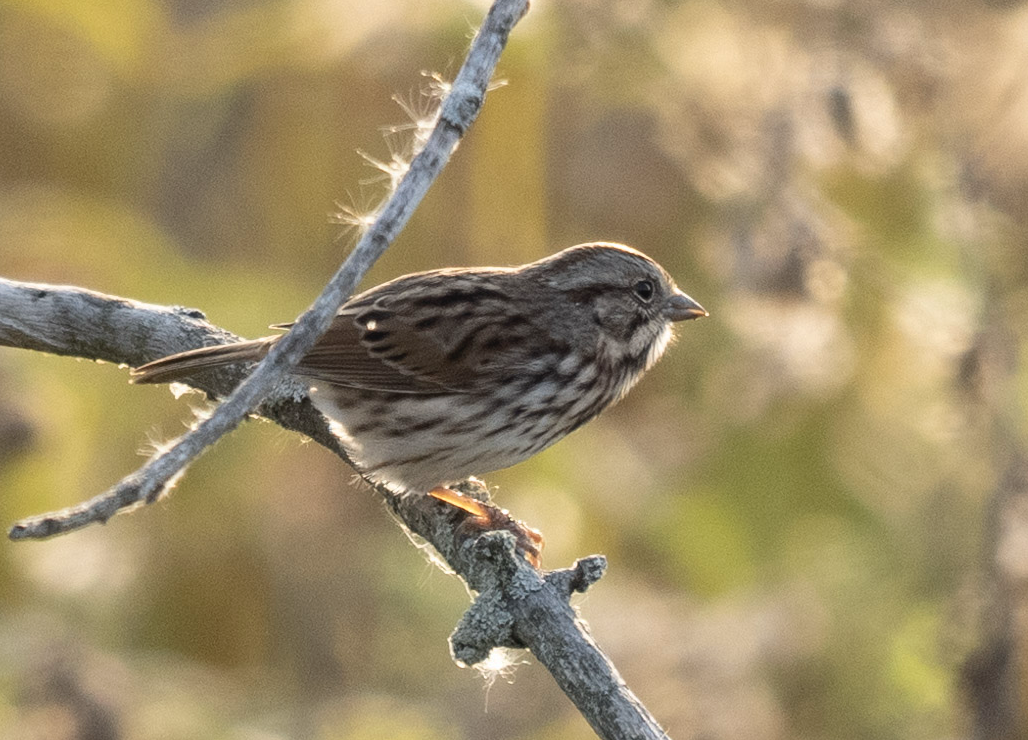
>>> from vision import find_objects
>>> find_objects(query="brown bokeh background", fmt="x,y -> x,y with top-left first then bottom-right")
4,0 -> 1028,738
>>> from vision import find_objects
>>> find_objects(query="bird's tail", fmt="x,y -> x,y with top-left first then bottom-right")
130,338 -> 274,385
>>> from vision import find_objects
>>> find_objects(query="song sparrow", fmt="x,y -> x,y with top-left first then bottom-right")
132,242 -> 706,499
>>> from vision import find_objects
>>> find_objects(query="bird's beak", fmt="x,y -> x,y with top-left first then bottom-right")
665,290 -> 708,321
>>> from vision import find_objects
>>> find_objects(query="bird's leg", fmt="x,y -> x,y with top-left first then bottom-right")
428,486 -> 544,568
427,486 -> 490,517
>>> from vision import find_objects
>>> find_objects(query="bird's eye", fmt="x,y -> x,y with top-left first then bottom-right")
632,279 -> 655,303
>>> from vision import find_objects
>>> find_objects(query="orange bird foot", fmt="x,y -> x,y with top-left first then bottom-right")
428,487 -> 544,568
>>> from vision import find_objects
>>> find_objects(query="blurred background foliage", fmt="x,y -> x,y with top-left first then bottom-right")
2,0 -> 1028,737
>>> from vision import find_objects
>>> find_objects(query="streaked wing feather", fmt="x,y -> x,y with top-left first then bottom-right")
296,314 -> 462,394
290,270 -> 530,394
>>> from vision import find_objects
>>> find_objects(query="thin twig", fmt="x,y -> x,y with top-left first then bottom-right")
5,0 -> 530,540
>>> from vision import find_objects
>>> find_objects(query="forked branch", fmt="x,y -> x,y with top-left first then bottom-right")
1,0 -> 675,736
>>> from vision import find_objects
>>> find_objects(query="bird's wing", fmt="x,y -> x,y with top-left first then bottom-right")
283,272 -> 531,394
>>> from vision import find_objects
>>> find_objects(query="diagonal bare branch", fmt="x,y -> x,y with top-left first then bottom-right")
4,0 -> 531,540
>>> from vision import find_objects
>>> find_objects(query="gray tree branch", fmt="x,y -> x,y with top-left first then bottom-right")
0,277 -> 671,740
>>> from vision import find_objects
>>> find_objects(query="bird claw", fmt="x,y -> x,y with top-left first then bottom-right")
428,487 -> 544,568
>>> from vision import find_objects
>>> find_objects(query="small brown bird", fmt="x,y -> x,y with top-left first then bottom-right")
132,243 -> 706,554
